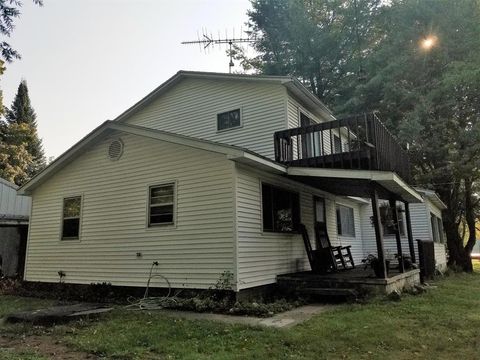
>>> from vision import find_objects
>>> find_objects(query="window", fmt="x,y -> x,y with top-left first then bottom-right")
149,183 -> 175,226
380,203 -> 405,236
333,134 -> 342,153
217,109 -> 241,131
262,183 -> 300,232
336,205 -> 355,237
62,196 -> 82,240
431,213 -> 444,243
300,112 -> 324,157
300,112 -> 313,127
437,217 -> 445,243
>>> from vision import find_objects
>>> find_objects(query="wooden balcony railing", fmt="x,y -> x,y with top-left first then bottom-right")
274,113 -> 411,183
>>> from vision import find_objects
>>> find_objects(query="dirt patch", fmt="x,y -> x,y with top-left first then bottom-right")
0,335 -> 97,360
5,303 -> 113,326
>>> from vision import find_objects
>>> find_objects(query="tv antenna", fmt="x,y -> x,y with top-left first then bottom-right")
182,28 -> 256,73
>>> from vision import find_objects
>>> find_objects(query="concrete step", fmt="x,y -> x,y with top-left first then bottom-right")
277,278 -> 357,290
298,287 -> 359,298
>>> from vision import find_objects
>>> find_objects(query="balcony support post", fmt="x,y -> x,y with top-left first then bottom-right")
390,198 -> 405,273
404,201 -> 416,263
370,184 -> 388,279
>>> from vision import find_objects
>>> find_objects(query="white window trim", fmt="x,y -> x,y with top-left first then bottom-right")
216,107 -> 243,133
146,181 -> 177,229
336,204 -> 356,237
430,212 -> 444,243
60,194 -> 83,241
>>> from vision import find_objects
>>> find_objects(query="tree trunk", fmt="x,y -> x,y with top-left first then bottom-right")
435,180 -> 474,272
440,178 -> 476,272
462,177 -> 477,272
443,209 -> 462,267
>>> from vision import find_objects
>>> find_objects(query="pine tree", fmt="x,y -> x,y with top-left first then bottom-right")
7,80 -> 38,126
0,80 -> 46,184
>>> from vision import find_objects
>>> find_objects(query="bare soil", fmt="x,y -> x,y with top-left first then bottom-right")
0,335 -> 97,360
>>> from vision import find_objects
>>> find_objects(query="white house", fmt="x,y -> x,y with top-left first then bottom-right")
18,71 -> 447,294
0,177 -> 31,277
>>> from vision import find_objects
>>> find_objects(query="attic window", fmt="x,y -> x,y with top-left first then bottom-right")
108,139 -> 124,161
217,109 -> 241,131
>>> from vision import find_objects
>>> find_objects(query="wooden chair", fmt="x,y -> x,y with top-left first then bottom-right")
299,222 -> 355,274
315,222 -> 355,272
299,224 -> 323,273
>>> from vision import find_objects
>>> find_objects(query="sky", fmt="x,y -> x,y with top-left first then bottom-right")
2,0 -> 253,158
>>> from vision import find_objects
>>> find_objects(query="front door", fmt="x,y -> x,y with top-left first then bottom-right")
314,196 -> 326,249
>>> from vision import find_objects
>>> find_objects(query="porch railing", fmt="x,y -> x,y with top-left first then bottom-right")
274,113 -> 411,183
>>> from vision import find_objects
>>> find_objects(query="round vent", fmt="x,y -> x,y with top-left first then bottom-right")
108,139 -> 124,161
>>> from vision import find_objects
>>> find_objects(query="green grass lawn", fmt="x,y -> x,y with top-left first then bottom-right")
1,262 -> 480,360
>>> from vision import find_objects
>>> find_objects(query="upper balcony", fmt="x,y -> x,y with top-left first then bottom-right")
274,113 -> 411,183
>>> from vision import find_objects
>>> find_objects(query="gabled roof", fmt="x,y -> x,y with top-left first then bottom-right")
19,70 -> 336,195
17,121 -> 286,195
414,188 -> 447,210
113,70 -> 335,124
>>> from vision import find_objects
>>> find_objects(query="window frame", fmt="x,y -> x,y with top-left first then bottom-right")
60,195 -> 83,241
216,108 -> 243,132
147,182 -> 177,228
436,216 -> 445,243
336,204 -> 356,237
261,182 -> 301,234
430,213 -> 444,243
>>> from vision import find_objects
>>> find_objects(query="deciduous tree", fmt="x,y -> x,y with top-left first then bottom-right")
0,0 -> 43,62
244,0 -> 480,271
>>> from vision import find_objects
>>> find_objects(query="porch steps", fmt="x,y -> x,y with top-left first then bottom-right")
277,269 -> 421,297
298,287 -> 358,298
277,275 -> 363,290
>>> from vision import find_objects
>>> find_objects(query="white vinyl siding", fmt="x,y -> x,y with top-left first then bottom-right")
124,78 -> 287,160
235,163 -> 363,290
24,132 -> 236,290
434,242 -> 447,271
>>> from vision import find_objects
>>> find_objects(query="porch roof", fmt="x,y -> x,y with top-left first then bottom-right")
286,167 -> 423,203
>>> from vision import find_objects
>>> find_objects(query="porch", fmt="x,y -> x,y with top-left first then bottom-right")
273,113 -> 423,289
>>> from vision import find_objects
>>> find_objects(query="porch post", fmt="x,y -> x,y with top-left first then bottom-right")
370,184 -> 387,278
390,198 -> 405,273
404,201 -> 416,263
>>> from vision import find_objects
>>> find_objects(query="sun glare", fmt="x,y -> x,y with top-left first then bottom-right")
420,35 -> 438,50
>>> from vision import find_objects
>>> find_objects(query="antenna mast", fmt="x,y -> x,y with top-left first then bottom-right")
182,29 -> 255,73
